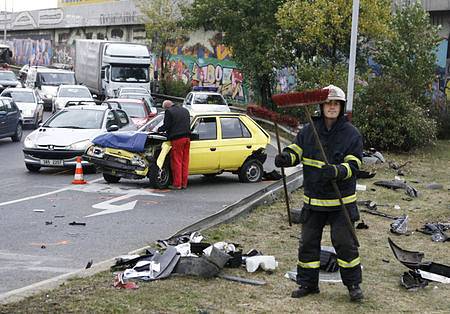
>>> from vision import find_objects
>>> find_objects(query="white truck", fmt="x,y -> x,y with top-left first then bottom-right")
75,40 -> 151,99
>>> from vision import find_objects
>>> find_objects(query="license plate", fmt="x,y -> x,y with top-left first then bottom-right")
40,159 -> 64,166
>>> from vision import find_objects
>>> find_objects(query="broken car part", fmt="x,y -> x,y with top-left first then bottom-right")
69,221 -> 86,226
218,274 -> 266,286
417,223 -> 450,242
400,271 -> 429,290
373,180 -> 418,198
245,256 -> 278,273
390,215 -> 409,235
388,238 -> 450,283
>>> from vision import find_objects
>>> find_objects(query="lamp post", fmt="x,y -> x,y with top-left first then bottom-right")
3,0 -> 6,44
346,0 -> 359,121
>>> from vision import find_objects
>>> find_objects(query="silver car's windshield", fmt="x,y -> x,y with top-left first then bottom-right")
0,72 -> 17,81
45,110 -> 104,129
193,94 -> 226,106
11,91 -> 35,103
119,103 -> 146,118
59,87 -> 91,98
39,72 -> 76,86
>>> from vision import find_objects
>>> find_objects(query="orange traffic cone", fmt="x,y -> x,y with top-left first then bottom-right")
72,156 -> 87,184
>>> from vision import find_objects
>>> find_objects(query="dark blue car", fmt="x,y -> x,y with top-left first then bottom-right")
0,96 -> 23,142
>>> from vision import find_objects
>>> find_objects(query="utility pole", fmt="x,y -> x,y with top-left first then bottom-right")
3,0 -> 6,44
346,0 -> 359,122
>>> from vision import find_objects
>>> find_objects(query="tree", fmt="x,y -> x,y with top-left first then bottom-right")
276,0 -> 392,88
373,3 -> 440,103
137,0 -> 189,82
183,0 -> 287,106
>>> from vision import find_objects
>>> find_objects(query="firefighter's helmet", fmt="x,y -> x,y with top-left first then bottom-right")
324,85 -> 346,102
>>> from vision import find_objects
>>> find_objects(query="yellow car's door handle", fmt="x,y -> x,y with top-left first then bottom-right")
210,148 -> 216,151
246,145 -> 252,149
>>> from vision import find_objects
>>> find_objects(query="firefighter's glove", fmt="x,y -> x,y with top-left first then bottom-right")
320,164 -> 337,181
275,152 -> 291,168
320,164 -> 344,181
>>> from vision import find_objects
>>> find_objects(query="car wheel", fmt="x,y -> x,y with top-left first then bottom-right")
11,123 -> 23,142
103,173 -> 120,183
238,159 -> 263,183
26,163 -> 41,172
148,160 -> 171,189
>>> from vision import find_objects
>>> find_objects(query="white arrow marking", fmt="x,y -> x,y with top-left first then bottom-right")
86,193 -> 140,218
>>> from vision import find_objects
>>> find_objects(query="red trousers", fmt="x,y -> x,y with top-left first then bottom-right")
170,137 -> 190,188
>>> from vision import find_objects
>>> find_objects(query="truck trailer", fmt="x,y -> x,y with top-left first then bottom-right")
75,40 -> 151,99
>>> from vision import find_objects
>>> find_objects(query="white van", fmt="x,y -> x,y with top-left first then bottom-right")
25,67 -> 76,111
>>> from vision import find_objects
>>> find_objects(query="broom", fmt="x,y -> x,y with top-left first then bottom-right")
272,89 -> 360,247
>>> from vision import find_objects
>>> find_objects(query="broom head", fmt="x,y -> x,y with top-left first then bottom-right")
272,89 -> 329,108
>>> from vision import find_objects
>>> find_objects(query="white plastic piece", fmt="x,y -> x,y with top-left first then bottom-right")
418,270 -> 450,284
123,261 -> 161,279
356,184 -> 366,191
394,204 -> 401,210
203,242 -> 236,256
245,256 -> 278,273
175,243 -> 191,256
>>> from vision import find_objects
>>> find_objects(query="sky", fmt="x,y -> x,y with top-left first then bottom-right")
4,0 -> 57,12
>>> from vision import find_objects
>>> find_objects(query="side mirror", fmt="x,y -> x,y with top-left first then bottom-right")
190,132 -> 199,141
107,124 -> 119,132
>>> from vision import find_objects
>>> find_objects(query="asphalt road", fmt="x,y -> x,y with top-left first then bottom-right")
0,113 -> 283,296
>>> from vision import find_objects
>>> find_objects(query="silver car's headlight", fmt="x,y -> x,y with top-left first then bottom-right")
86,145 -> 105,158
68,139 -> 91,150
130,155 -> 146,168
23,135 -> 36,148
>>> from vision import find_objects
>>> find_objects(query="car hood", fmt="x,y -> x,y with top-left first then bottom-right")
55,97 -> 93,107
16,102 -> 38,110
29,128 -> 103,146
189,104 -> 231,112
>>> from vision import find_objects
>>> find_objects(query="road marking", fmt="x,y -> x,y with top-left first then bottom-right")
87,193 -> 140,217
0,178 -> 104,207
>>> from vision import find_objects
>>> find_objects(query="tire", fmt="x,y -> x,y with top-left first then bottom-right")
148,160 -> 171,189
25,163 -> 41,172
11,123 -> 23,142
238,159 -> 263,183
103,173 -> 120,183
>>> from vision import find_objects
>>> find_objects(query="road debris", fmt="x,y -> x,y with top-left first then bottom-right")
33,209 -> 45,213
69,221 -> 86,226
373,180 -> 418,198
390,215 -> 409,235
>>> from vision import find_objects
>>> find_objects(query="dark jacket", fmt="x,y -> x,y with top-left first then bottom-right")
284,115 -> 363,220
158,105 -> 190,140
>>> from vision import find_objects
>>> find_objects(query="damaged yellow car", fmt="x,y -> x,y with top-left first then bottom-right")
84,112 -> 271,188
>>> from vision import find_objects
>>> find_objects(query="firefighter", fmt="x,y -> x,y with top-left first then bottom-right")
275,85 -> 364,302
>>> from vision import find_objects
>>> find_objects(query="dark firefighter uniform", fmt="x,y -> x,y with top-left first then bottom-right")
283,114 -> 363,289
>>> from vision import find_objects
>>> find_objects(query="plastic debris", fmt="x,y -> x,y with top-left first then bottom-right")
390,215 -> 409,235
245,256 -> 278,273
401,271 -> 429,290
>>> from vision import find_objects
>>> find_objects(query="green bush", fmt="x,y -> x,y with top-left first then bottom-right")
161,78 -> 191,98
353,77 -> 437,151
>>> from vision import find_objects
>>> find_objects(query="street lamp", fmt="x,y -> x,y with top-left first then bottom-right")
346,0 -> 359,121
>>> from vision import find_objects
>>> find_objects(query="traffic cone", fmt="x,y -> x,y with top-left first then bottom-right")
72,156 -> 87,184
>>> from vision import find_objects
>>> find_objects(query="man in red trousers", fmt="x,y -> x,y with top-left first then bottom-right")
158,100 -> 191,189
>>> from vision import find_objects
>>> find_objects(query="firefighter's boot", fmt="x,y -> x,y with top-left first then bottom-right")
291,285 -> 320,298
348,284 -> 364,302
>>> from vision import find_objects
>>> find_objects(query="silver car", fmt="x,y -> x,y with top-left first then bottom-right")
52,85 -> 93,112
23,103 -> 136,172
182,89 -> 230,114
1,88 -> 44,128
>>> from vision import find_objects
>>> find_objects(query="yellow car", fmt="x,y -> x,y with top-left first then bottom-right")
84,112 -> 271,188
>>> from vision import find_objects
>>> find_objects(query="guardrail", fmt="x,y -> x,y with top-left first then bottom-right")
151,93 -> 299,138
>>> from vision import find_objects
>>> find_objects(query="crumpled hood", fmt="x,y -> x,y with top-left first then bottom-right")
30,128 -> 102,146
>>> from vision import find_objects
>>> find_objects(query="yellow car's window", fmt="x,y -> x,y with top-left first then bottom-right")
191,117 -> 217,140
220,117 -> 251,139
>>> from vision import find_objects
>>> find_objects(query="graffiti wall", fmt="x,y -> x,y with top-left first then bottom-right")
12,35 -> 53,66
163,30 -> 247,102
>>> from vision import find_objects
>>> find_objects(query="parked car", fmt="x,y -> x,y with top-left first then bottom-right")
106,98 -> 157,128
182,86 -> 230,114
0,88 -> 44,128
117,87 -> 150,96
23,103 -> 136,172
0,70 -> 22,92
25,67 -> 76,111
52,85 -> 93,112
84,112 -> 270,187
118,92 -> 158,109
0,96 -> 23,142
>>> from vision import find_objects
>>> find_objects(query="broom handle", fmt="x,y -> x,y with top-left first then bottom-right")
304,107 -> 359,247
274,121 -> 292,226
